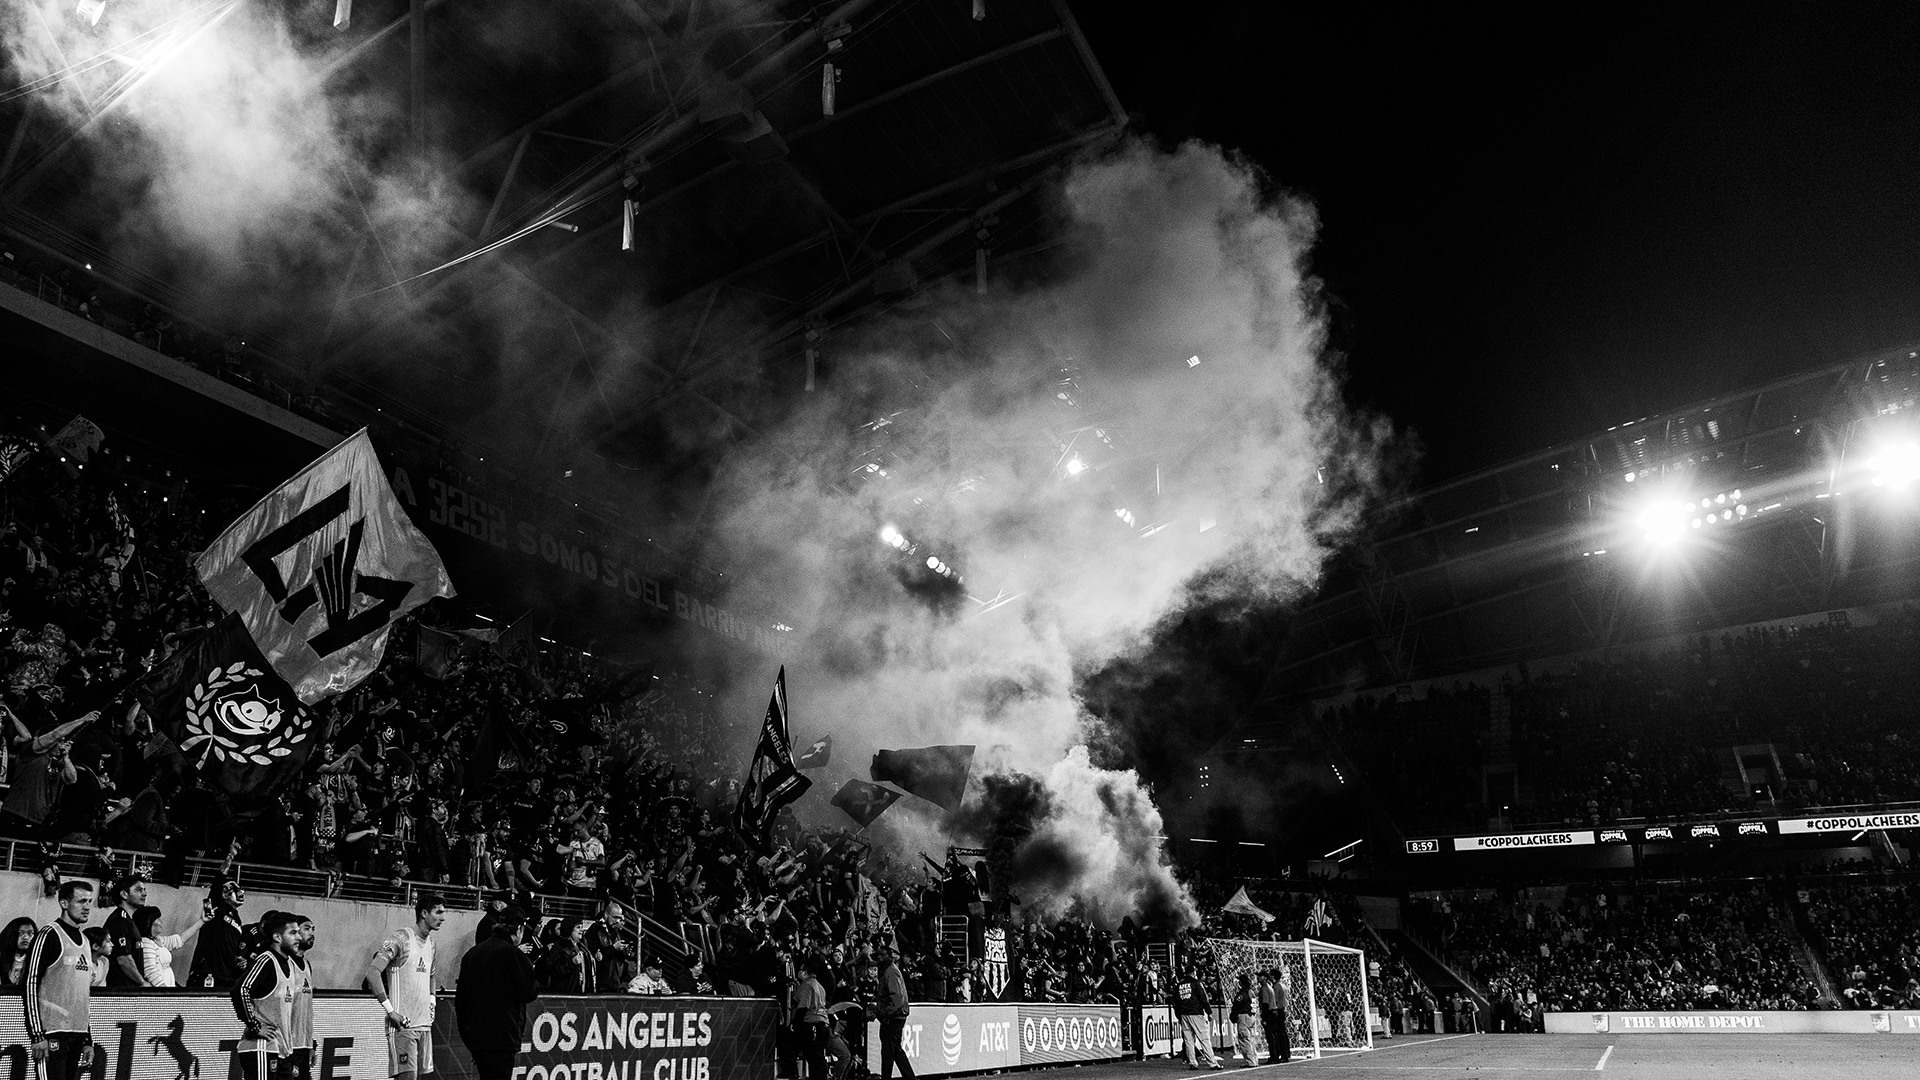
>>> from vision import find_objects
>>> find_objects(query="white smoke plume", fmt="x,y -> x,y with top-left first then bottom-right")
710,139 -> 1387,929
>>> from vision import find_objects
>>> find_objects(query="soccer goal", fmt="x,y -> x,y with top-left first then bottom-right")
1204,938 -> 1372,1058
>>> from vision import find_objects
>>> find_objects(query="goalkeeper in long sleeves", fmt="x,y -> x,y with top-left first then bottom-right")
232,913 -> 315,1080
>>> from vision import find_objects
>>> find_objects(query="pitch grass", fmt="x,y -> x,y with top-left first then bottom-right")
1064,1032 -> 1919,1080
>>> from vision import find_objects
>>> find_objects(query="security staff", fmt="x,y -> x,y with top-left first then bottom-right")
456,907 -> 538,1080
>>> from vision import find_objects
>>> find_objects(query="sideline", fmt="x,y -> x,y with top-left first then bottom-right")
1227,1032 -> 1477,1068
1594,1044 -> 1614,1071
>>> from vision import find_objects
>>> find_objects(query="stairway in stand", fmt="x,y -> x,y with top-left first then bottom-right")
1775,904 -> 1843,1007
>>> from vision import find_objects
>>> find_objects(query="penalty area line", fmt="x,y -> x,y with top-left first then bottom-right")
1595,1045 -> 1614,1071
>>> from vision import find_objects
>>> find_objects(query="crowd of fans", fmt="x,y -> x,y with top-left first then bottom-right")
12,398 -> 1920,1058
1414,882 -> 1823,1014
1326,609 -> 1920,834
0,409 -> 1426,1056
1803,878 -> 1920,1008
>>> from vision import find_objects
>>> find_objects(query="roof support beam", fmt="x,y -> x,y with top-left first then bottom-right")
631,139 -> 1109,415
614,123 -> 1116,354
783,27 -> 1065,142
1048,0 -> 1128,128
409,0 -> 428,156
480,131 -> 533,238
318,0 -> 451,86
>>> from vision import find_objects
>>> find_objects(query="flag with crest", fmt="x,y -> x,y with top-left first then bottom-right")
132,613 -> 318,811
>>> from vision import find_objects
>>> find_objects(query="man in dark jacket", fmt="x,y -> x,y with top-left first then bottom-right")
1172,965 -> 1222,1069
188,880 -> 248,989
457,907 -> 538,1080
875,946 -> 915,1080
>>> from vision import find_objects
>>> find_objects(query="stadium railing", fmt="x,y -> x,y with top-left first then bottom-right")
0,837 -> 606,920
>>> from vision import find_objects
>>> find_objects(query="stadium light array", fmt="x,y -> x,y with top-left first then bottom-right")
1867,443 -> 1920,489
1637,487 -> 1747,545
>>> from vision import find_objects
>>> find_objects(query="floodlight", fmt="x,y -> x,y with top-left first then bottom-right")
1624,472 -> 1637,482
1065,457 -> 1086,476
926,556 -> 940,570
1637,499 -> 1690,545
1867,443 -> 1920,488
880,525 -> 900,546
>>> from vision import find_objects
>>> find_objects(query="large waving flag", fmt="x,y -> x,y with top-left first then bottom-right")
132,613 -> 319,811
196,430 -> 453,703
870,744 -> 974,811
795,734 -> 832,769
830,778 -> 903,828
1224,885 -> 1274,924
734,668 -> 811,852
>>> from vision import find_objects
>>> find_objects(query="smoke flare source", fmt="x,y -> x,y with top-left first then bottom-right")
715,139 -> 1387,929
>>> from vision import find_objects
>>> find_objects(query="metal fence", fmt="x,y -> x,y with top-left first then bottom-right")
0,839 -> 607,920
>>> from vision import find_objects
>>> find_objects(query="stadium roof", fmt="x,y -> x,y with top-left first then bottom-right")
1270,345 -> 1920,697
0,0 -> 1125,543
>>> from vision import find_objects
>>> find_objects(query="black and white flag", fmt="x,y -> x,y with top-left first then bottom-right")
734,667 -> 811,852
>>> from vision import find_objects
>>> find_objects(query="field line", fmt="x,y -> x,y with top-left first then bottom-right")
1595,1044 -> 1614,1071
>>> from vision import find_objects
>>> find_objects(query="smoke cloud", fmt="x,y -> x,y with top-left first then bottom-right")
709,139 -> 1388,929
4,3 -> 1386,928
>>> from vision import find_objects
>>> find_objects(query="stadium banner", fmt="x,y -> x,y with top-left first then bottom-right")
864,1003 -> 1124,1076
0,990 -> 387,1080
1778,811 -> 1920,834
866,1004 -> 1020,1077
430,995 -> 779,1080
1452,829 -> 1595,852
1138,1004 -> 1185,1057
1016,1003 -> 1126,1065
1546,1010 -> 1920,1034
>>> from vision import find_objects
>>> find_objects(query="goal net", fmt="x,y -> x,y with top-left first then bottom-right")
1203,938 -> 1371,1058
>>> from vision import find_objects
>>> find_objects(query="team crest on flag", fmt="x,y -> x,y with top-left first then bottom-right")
183,665 -> 312,766
133,614 -> 318,809
982,926 -> 1010,999
197,430 -> 453,703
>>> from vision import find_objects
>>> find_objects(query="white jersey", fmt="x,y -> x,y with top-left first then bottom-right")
373,927 -> 436,1028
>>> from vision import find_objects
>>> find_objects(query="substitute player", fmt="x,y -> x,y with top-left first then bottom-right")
25,880 -> 98,1080
364,893 -> 445,1080
233,913 -> 314,1080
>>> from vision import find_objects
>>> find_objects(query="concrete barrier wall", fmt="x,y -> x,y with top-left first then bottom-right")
0,868 -> 483,990
1546,1010 -> 1920,1034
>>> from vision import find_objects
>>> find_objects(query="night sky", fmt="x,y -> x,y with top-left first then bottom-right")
1073,3 -> 1920,485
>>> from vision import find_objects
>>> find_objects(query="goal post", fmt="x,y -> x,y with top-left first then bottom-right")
1202,937 -> 1372,1058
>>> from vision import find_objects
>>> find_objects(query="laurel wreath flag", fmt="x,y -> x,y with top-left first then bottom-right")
179,661 -> 314,766
132,613 -> 320,810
